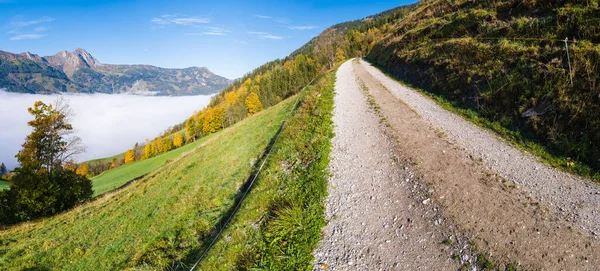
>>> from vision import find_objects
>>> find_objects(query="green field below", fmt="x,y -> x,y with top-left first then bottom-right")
0,96 -> 294,270
0,181 -> 9,190
90,133 -> 209,197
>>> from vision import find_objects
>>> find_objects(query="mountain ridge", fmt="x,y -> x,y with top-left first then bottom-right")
0,48 -> 231,96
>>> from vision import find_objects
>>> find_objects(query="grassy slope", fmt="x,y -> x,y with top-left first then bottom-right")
367,0 -> 600,178
0,97 -> 294,270
198,70 -> 335,270
90,133 -> 209,197
0,181 -> 8,190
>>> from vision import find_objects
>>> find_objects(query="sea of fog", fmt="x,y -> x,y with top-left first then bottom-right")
0,90 -> 213,170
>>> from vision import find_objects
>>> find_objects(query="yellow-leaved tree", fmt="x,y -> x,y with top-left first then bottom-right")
245,92 -> 263,116
162,137 -> 173,153
75,162 -> 89,176
173,133 -> 184,148
124,149 -> 135,164
141,142 -> 153,160
203,106 -> 225,135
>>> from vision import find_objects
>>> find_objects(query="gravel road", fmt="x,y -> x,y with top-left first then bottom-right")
359,59 -> 600,237
315,59 -> 600,270
313,60 -> 458,270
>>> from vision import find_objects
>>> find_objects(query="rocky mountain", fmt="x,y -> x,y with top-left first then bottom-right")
0,48 -> 231,96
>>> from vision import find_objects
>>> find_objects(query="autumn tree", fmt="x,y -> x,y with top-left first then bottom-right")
173,133 -> 184,148
141,143 -> 153,160
63,160 -> 77,172
152,137 -> 163,154
185,117 -> 196,143
76,162 -> 89,176
124,149 -> 136,164
246,92 -> 263,116
6,98 -> 92,224
162,137 -> 173,153
15,98 -> 85,176
203,107 -> 225,135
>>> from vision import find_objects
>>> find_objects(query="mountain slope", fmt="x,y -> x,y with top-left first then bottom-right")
366,0 -> 600,175
0,48 -> 231,95
0,93 -> 295,269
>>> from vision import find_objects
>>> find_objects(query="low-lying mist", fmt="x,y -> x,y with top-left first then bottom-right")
0,90 -> 213,170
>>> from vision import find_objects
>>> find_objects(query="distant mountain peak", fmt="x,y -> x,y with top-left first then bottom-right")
46,48 -> 101,70
0,48 -> 231,95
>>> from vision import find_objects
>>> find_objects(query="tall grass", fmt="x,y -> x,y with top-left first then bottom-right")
196,70 -> 335,270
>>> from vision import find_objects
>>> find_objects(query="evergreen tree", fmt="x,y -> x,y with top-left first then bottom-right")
0,163 -> 7,178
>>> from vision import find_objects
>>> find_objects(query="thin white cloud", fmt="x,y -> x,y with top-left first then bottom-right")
10,16 -> 54,28
33,26 -> 48,32
10,33 -> 46,40
288,25 -> 319,30
7,15 -> 53,41
253,15 -> 272,19
274,17 -> 290,24
247,31 -> 283,40
203,32 -> 227,36
151,15 -> 210,27
186,26 -> 229,36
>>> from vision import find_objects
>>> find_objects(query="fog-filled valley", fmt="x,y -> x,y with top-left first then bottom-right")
0,90 -> 212,169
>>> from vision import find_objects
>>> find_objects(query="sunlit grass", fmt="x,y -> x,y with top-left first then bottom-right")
0,96 -> 294,270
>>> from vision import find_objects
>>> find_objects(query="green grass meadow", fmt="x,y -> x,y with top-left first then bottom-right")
90,134 -> 210,197
0,96 -> 295,270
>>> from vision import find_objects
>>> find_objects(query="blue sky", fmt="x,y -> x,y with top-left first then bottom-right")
0,0 -> 416,79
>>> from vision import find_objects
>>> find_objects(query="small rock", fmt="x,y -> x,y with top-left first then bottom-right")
462,254 -> 469,262
422,198 -> 431,205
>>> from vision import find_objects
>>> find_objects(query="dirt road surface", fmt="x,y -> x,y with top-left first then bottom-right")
314,59 -> 600,270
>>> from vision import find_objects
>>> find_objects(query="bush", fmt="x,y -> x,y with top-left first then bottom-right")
4,168 -> 93,224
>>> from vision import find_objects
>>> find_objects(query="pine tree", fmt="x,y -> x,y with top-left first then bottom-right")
0,163 -> 7,177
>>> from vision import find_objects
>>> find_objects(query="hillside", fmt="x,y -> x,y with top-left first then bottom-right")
4,0 -> 600,270
0,48 -> 231,95
0,92 -> 296,269
366,0 -> 600,176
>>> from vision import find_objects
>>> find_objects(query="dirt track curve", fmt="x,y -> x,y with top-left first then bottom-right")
313,59 -> 600,271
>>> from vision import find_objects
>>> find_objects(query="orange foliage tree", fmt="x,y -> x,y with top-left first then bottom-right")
124,149 -> 135,164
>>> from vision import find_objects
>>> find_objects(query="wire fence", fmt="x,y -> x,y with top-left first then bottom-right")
188,67 -> 326,271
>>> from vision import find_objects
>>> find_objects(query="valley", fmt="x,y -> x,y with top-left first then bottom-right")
1,0 -> 600,270
0,90 -> 212,170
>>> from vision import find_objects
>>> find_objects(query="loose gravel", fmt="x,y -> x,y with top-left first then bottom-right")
360,59 -> 600,237
312,61 -> 458,270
